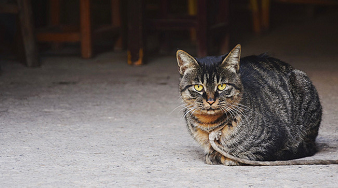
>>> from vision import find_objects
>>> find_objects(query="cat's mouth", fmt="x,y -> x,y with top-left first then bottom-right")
206,108 -> 216,111
202,107 -> 222,114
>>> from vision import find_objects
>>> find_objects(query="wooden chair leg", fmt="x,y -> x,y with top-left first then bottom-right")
188,0 -> 197,42
127,0 -> 144,65
197,0 -> 207,57
250,0 -> 261,34
16,0 -> 40,67
80,0 -> 92,58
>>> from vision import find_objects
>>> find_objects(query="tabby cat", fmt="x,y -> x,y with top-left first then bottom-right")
177,44 -> 338,166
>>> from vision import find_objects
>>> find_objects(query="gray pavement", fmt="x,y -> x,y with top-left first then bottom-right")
1,12 -> 338,187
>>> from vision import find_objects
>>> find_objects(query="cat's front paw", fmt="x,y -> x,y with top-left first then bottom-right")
205,151 -> 222,165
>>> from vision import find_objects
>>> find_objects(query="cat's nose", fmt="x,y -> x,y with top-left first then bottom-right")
207,98 -> 215,105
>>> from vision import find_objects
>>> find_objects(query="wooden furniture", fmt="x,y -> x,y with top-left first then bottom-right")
0,0 -> 40,67
36,0 -> 122,58
250,0 -> 338,34
250,0 -> 270,34
127,0 -> 230,65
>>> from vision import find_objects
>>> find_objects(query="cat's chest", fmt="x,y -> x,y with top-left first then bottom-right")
189,113 -> 234,133
187,113 -> 238,151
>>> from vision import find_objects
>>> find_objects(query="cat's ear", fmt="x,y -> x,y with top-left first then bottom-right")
176,50 -> 199,75
221,44 -> 241,73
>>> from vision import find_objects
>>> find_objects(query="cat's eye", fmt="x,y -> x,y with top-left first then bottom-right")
217,83 -> 227,91
194,84 -> 204,92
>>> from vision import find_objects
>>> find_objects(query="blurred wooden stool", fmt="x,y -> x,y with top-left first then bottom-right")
127,0 -> 230,65
36,0 -> 122,58
0,0 -> 40,67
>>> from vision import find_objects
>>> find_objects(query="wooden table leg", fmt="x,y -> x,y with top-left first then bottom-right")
80,0 -> 92,58
127,0 -> 144,65
17,0 -> 40,67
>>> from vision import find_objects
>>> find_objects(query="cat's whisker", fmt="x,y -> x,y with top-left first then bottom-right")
186,108 -> 198,118
232,105 -> 245,115
235,105 -> 249,112
232,107 -> 248,124
169,104 -> 187,115
236,104 -> 250,112
182,109 -> 191,118
224,109 -> 232,119
220,107 -> 231,120
230,104 -> 249,124
220,106 -> 227,114
224,105 -> 236,121
183,105 -> 198,118
222,103 -> 247,125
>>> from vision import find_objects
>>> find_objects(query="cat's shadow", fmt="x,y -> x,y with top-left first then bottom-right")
316,135 -> 338,154
317,142 -> 338,153
185,142 -> 337,162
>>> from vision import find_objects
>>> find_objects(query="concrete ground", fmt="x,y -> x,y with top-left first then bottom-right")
1,11 -> 338,188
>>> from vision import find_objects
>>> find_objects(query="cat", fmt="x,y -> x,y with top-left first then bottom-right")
177,44 -> 338,166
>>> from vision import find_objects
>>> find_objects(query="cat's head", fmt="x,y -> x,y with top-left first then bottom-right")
177,44 -> 243,115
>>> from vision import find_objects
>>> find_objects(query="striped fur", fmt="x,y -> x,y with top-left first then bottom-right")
177,44 -> 323,165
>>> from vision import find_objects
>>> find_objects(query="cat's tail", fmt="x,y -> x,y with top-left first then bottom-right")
209,131 -> 338,166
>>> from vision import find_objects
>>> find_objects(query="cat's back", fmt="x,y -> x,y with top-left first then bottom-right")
238,55 -> 297,131
239,55 -> 294,86
237,55 -> 321,160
